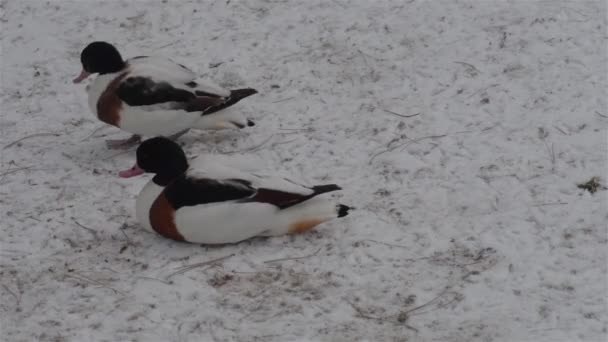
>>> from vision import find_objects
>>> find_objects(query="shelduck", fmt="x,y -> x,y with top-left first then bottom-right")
73,41 -> 257,148
120,137 -> 351,244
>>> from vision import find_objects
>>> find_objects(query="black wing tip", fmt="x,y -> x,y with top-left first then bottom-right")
247,119 -> 255,127
311,184 -> 342,195
231,88 -> 258,99
337,204 -> 351,218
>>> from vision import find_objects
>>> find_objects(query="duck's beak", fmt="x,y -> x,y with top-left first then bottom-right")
73,70 -> 91,83
118,164 -> 144,178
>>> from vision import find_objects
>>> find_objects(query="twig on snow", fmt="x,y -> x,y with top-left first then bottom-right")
1,284 -> 20,306
595,111 -> 608,119
0,166 -> 34,178
466,84 -> 499,99
382,109 -> 421,118
166,254 -> 235,279
80,125 -> 107,141
401,286 -> 451,317
3,132 -> 61,149
137,276 -> 172,285
543,141 -> 556,172
119,226 -> 132,245
270,138 -> 298,148
346,299 -> 386,321
554,125 -> 568,135
72,219 -> 99,239
357,49 -> 371,68
279,127 -> 314,134
363,239 -> 409,249
263,247 -> 322,264
369,134 -> 448,164
454,61 -> 481,74
157,41 -> 178,49
272,96 -> 295,103
532,202 -> 568,207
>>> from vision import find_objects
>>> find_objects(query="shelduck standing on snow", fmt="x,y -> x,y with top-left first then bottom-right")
119,137 -> 351,244
73,41 -> 257,148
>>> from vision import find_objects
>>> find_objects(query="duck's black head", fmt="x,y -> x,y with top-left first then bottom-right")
73,41 -> 126,83
130,137 -> 189,185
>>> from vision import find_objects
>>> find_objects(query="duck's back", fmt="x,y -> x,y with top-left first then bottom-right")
127,56 -> 230,97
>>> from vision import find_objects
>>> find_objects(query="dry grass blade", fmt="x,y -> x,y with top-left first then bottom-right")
401,286 -> 451,316
64,273 -> 126,296
166,254 -> 235,279
3,133 -> 61,149
369,134 -> 448,164
264,247 -> 322,264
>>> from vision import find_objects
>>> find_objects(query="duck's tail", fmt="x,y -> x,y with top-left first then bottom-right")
337,204 -> 351,217
201,88 -> 258,116
279,197 -> 351,235
308,185 -> 351,217
191,88 -> 258,130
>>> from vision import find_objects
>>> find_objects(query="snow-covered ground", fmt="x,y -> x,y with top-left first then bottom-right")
1,0 -> 606,341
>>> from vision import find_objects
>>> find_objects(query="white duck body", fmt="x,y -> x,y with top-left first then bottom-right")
135,155 -> 347,244
135,154 -> 265,233
86,56 -> 253,137
175,195 -> 337,243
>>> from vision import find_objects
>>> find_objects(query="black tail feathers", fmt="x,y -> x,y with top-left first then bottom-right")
230,88 -> 258,100
311,185 -> 351,217
200,88 -> 258,115
337,204 -> 351,217
311,184 -> 342,195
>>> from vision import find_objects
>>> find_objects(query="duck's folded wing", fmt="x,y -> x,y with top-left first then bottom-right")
117,76 -> 224,111
128,56 -> 231,97
244,182 -> 342,209
164,175 -> 341,211
164,177 -> 256,209
189,165 -> 316,196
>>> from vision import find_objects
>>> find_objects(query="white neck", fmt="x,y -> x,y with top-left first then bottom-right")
135,180 -> 164,233
87,73 -> 120,114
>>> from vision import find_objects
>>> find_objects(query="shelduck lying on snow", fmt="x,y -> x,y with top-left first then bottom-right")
73,41 -> 257,148
119,137 -> 351,244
